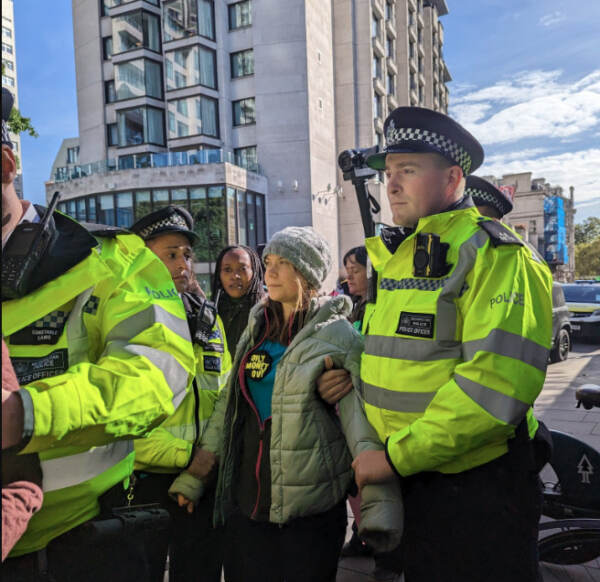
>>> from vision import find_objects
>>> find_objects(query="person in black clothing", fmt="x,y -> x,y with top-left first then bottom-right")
211,245 -> 265,359
343,246 -> 369,330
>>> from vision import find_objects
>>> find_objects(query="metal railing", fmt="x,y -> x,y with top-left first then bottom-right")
53,148 -> 263,183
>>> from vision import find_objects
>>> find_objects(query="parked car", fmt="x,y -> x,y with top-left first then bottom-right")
561,283 -> 600,344
550,283 -> 572,362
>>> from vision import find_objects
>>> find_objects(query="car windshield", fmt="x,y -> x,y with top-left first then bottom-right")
562,284 -> 600,304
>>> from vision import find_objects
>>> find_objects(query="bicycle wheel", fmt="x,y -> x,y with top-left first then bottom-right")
538,528 -> 600,565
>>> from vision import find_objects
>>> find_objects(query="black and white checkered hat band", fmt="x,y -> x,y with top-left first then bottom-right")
138,214 -> 189,239
466,188 -> 505,214
386,126 -> 472,174
1,120 -> 13,148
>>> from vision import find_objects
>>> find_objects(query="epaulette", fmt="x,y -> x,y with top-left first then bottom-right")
80,222 -> 131,238
477,218 -> 524,247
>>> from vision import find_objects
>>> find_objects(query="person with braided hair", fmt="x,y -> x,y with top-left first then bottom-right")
211,245 -> 265,359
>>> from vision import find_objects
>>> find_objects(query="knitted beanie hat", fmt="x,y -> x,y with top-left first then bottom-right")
263,226 -> 332,290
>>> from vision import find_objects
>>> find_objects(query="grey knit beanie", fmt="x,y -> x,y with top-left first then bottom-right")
263,226 -> 332,290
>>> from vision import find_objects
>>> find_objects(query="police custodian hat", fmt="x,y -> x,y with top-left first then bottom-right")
130,205 -> 199,244
466,175 -> 514,217
366,106 -> 484,175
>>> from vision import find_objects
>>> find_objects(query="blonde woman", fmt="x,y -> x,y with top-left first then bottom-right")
170,227 -> 401,582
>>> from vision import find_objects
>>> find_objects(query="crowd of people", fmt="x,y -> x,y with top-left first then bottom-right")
3,83 -> 554,582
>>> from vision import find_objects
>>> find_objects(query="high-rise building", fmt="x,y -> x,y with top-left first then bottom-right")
47,0 -> 450,291
2,0 -> 23,198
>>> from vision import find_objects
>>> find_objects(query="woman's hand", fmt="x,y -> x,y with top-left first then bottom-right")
176,493 -> 195,514
316,356 -> 353,405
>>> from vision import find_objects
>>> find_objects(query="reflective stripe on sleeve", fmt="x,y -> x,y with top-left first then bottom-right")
104,341 -> 189,407
41,440 -> 133,493
106,304 -> 191,345
362,381 -> 436,412
365,335 -> 461,361
454,374 -> 529,425
462,329 -> 549,372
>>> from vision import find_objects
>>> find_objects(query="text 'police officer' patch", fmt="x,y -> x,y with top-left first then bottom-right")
10,349 -> 69,385
396,312 -> 435,339
10,311 -> 70,345
245,350 -> 273,381
203,355 -> 221,373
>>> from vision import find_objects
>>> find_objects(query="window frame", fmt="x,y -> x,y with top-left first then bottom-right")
228,0 -> 252,30
116,104 -> 166,147
164,43 -> 218,92
230,48 -> 254,79
166,94 -> 220,140
232,97 -> 256,127
111,9 -> 162,57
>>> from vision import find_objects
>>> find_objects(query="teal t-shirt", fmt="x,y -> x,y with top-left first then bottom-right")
244,340 -> 286,422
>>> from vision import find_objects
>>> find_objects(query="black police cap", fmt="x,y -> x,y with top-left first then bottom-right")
2,87 -> 14,147
366,106 -> 484,175
129,205 -> 199,244
466,175 -> 513,217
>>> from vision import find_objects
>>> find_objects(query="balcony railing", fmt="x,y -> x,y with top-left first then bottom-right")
52,148 -> 263,183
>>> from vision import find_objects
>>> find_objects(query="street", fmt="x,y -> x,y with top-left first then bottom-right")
337,341 -> 600,582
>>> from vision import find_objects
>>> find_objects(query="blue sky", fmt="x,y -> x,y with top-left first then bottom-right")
13,0 -> 600,218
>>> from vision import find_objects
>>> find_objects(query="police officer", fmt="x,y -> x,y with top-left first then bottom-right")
129,206 -> 231,582
349,107 -> 553,581
2,88 -> 195,580
467,174 -> 547,264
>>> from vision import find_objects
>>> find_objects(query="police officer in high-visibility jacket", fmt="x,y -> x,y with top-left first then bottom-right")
1,87 -> 195,580
129,206 -> 231,582
351,107 -> 553,581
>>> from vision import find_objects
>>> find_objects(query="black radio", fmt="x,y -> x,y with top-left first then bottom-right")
2,191 -> 61,300
413,233 -> 451,278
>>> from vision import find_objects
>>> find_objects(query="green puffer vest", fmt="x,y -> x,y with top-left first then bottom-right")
203,295 -> 367,525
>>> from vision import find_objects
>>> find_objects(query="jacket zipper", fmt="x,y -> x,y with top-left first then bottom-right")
237,308 -> 270,520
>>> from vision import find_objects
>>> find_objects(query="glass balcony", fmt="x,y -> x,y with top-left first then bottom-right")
53,148 -> 264,183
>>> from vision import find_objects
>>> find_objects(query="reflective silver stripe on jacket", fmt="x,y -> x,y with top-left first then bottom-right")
454,374 -> 529,425
66,287 -> 95,365
41,440 -> 133,493
362,381 -> 436,412
436,230 -> 488,342
104,341 -> 189,407
166,421 -> 209,442
106,304 -> 191,345
365,335 -> 461,361
462,329 -> 549,372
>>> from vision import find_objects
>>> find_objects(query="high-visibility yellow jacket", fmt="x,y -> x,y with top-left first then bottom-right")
361,203 -> 553,477
134,315 -> 232,472
3,215 -> 195,556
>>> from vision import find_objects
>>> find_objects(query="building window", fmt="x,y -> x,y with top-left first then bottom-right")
167,95 -> 218,138
102,36 -> 113,60
371,14 -> 380,39
372,56 -> 381,80
107,123 -> 118,146
386,36 -> 394,57
105,79 -> 117,103
387,73 -> 395,96
2,26 -> 12,38
99,194 -> 115,225
232,97 -> 255,126
67,146 -> 80,164
191,185 -> 227,261
373,93 -> 382,119
231,49 -> 254,78
117,105 -> 165,146
2,42 -> 13,55
115,58 -> 163,100
418,84 -> 424,103
418,27 -> 423,43
418,56 -> 423,73
234,145 -> 257,172
229,0 -> 252,30
410,72 -> 416,91
162,0 -> 214,41
165,44 -> 216,90
409,41 -> 415,60
385,1 -> 393,21
2,74 -> 14,87
112,10 -> 160,54
2,58 -> 14,71
116,192 -> 134,227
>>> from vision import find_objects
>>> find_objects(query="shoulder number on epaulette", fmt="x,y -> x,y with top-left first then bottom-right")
477,219 -> 523,248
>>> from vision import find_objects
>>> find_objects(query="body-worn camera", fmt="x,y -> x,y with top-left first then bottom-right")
2,192 -> 61,300
413,233 -> 451,278
338,146 -> 380,173
182,292 -> 218,348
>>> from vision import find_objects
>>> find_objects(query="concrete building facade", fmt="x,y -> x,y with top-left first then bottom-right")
483,172 -> 576,282
2,0 -> 23,198
46,0 -> 451,292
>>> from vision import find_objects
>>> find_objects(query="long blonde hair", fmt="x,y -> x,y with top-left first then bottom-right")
264,270 -> 317,345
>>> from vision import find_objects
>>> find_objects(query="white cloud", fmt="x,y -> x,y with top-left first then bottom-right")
479,148 -> 600,203
450,69 -> 600,145
539,11 -> 565,27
